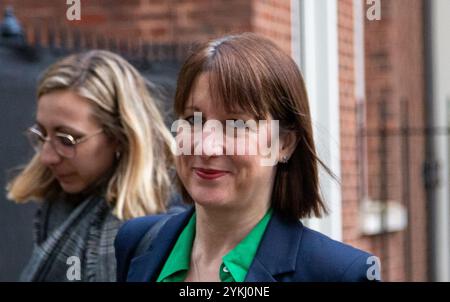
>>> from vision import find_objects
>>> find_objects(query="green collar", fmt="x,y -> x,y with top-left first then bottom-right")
157,209 -> 273,282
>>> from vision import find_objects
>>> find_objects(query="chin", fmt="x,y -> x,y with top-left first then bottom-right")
59,182 -> 86,194
190,190 -> 230,208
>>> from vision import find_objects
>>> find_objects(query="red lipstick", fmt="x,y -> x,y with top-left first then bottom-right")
194,168 -> 228,180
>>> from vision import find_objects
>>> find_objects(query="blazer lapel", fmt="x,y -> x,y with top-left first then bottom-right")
245,213 -> 304,282
127,208 -> 194,282
126,208 -> 303,282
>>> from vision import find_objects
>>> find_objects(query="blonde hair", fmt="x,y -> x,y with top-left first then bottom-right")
7,50 -> 175,220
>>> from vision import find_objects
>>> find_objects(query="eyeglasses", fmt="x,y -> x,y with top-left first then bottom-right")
26,125 -> 104,159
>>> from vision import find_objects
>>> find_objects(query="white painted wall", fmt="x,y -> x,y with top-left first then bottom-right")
291,0 -> 342,241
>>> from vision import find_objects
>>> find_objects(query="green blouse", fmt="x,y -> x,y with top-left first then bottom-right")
157,209 -> 273,282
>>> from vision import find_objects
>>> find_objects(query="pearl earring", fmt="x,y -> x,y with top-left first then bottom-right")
281,156 -> 289,164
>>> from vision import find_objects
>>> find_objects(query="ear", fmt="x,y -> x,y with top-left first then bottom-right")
110,140 -> 119,151
110,138 -> 122,155
279,130 -> 298,162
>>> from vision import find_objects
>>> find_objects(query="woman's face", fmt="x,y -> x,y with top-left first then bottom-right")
36,89 -> 117,194
176,73 -> 286,212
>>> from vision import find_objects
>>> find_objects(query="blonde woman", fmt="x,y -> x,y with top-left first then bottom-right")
7,50 -> 175,282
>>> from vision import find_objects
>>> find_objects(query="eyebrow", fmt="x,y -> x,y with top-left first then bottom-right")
36,121 -> 84,136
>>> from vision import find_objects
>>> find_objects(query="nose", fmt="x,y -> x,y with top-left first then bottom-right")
40,141 -> 63,166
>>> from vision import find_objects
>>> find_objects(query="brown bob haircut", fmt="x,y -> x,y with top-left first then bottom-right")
174,32 -> 330,221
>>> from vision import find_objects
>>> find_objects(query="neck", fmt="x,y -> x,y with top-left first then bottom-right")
192,203 -> 270,262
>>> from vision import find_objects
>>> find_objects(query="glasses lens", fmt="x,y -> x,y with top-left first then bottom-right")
54,134 -> 76,158
26,129 -> 44,153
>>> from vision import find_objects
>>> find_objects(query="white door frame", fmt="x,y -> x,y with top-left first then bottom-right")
291,0 -> 342,241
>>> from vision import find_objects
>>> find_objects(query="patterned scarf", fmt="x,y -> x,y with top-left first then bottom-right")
19,195 -> 122,282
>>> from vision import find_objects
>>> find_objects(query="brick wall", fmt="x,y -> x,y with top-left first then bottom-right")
170,0 -> 252,43
338,0 -> 374,253
252,0 -> 291,56
338,0 -> 428,281
0,0 -> 290,54
363,0 -> 427,281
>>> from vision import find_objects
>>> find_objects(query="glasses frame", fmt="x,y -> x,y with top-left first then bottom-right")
26,125 -> 104,159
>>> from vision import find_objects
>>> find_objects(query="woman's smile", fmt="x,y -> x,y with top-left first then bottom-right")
193,167 -> 230,180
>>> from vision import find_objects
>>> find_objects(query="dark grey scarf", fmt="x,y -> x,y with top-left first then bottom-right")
19,194 -> 122,282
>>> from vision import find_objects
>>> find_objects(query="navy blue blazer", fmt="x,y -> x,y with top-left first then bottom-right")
115,208 -> 378,282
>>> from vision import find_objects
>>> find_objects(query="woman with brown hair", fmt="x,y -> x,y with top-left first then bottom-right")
7,50 -> 176,281
115,33 -> 378,282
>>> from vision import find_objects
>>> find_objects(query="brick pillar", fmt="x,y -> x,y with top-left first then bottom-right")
338,0 -> 375,253
363,0 -> 427,281
251,0 -> 291,56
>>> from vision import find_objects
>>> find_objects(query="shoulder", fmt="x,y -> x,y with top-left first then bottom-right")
114,204 -> 189,282
296,225 -> 379,281
253,213 -> 379,282
115,215 -> 162,247
114,215 -> 165,281
115,204 -> 188,245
